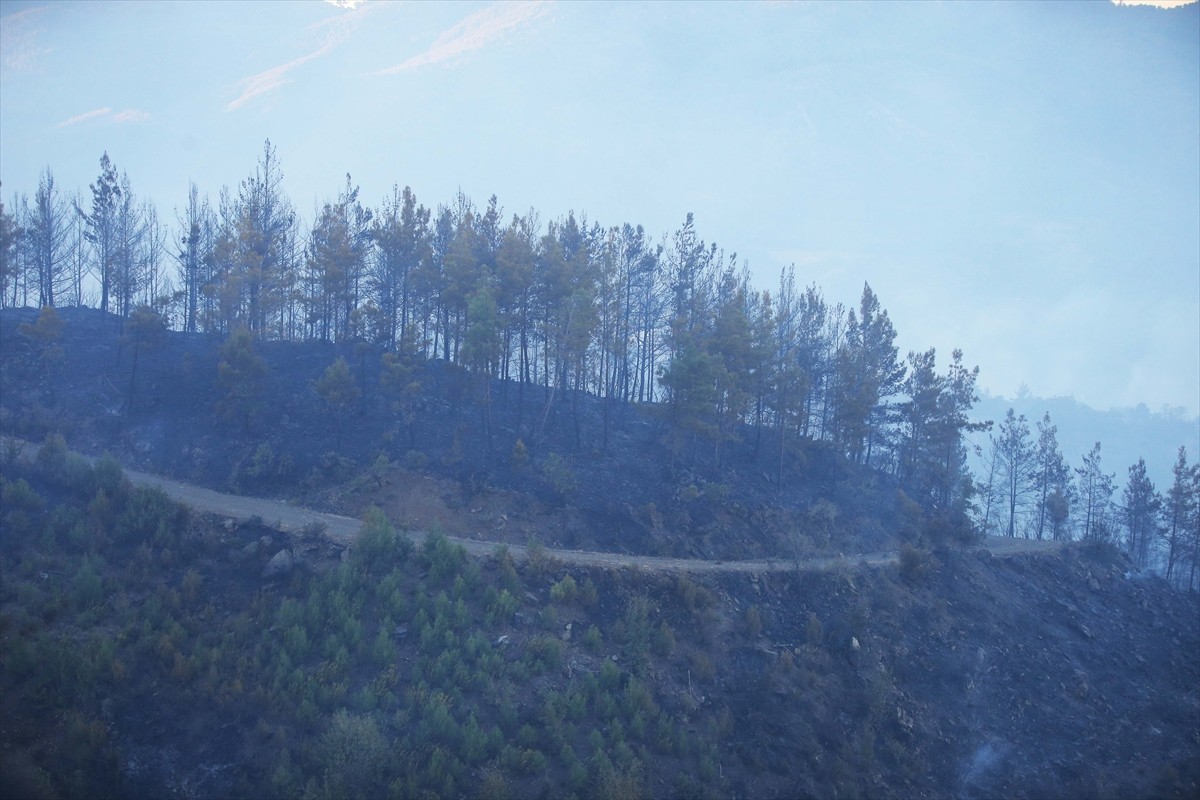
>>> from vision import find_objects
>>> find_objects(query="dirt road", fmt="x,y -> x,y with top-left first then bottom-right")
4,437 -> 1067,574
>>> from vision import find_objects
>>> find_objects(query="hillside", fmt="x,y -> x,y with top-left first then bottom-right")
0,306 -> 931,562
1,447 -> 1197,800
1,307 -> 1198,799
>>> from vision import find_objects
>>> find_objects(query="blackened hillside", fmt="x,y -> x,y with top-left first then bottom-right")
0,307 -> 932,560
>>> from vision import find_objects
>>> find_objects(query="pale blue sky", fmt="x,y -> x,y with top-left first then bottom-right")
1,0 -> 1197,417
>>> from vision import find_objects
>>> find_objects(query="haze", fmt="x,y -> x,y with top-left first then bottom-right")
1,0 -> 1197,416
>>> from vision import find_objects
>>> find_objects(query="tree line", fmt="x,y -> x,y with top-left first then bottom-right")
1,142 -> 1196,585
977,408 -> 1200,589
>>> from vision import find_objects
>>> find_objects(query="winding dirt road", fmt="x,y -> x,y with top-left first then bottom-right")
4,437 -> 1067,573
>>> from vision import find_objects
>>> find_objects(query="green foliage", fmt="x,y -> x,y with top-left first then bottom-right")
91,455 -> 127,500
541,452 -> 578,501
245,443 -> 276,478
2,477 -> 44,537
617,596 -> 653,665
674,575 -> 715,615
582,624 -> 603,652
422,531 -> 466,586
353,507 -> 412,573
114,486 -> 184,548
549,574 -> 578,604
652,620 -> 676,656
216,327 -> 267,431
486,588 -> 518,625
525,635 -> 564,673
380,349 -> 423,446
36,433 -> 68,478
315,357 -> 361,449
71,556 -> 104,610
308,711 -> 389,799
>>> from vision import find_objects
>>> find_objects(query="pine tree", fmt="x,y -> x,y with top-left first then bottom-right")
81,152 -> 122,314
995,409 -> 1035,537
216,328 -> 267,432
28,168 -> 72,308
1076,442 -> 1115,543
0,192 -> 22,305
1031,413 -> 1070,541
176,184 -> 212,333
371,185 -> 430,350
834,284 -> 904,466
1162,447 -> 1197,585
233,140 -> 294,335
315,357 -> 360,451
1121,458 -> 1160,570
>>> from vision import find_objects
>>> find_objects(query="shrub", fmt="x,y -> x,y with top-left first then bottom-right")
652,621 -> 675,656
114,487 -> 182,548
353,507 -> 409,573
674,575 -> 715,614
540,452 -> 577,501
485,588 -> 517,625
579,577 -> 599,607
525,635 -> 563,673
599,658 -> 621,691
36,433 -> 69,479
313,711 -> 389,798
71,557 -> 104,610
582,624 -> 603,652
2,478 -> 44,522
510,439 -> 529,471
423,531 -> 465,586
91,455 -> 127,502
898,543 -> 929,583
245,443 -> 275,478
619,597 -> 653,664
180,569 -> 203,605
549,575 -> 578,604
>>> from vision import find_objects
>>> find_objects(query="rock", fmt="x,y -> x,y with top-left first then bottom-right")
262,548 -> 295,579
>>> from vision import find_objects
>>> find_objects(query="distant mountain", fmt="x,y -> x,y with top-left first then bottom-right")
968,390 -> 1200,494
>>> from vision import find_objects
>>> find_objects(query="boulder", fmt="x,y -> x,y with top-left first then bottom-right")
262,548 -> 295,579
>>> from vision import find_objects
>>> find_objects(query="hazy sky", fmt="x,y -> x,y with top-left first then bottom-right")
2,0 -> 1197,417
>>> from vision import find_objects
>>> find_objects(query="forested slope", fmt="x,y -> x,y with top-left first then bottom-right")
1,451 -> 1196,800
